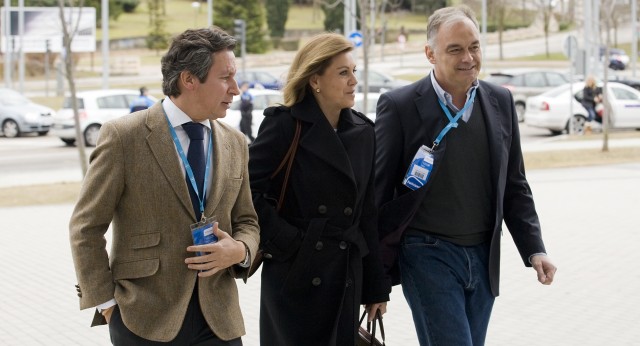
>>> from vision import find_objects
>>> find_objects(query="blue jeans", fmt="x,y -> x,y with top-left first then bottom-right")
586,106 -> 597,122
399,233 -> 495,346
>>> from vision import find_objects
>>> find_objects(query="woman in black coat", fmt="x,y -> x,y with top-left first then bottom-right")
248,33 -> 391,346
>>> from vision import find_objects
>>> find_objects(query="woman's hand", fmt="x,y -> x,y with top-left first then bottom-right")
364,302 -> 387,322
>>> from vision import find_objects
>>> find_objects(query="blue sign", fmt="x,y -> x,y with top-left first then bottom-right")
348,31 -> 363,48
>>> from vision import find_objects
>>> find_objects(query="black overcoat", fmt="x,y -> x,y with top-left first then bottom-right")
249,95 -> 391,346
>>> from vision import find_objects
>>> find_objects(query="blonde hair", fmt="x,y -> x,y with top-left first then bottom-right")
283,33 -> 354,107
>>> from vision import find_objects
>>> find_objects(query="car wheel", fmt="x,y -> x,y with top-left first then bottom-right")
567,115 -> 587,134
61,138 -> 76,146
84,124 -> 101,147
515,102 -> 526,122
549,129 -> 563,136
38,131 -> 49,136
2,119 -> 20,138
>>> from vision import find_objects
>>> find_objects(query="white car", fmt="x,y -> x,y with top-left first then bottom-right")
217,89 -> 283,141
524,81 -> 640,135
51,89 -> 158,146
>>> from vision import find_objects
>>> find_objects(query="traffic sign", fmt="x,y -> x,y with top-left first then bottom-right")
348,31 -> 363,48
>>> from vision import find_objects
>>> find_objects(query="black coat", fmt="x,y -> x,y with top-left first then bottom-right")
374,75 -> 547,297
249,95 -> 390,346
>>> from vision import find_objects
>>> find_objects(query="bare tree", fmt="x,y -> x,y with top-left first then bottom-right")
536,0 -> 555,58
489,0 -> 509,60
600,0 -> 617,152
58,0 -> 88,176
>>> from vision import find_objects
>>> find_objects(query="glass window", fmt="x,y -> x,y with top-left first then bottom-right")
96,95 -> 128,109
524,73 -> 545,87
545,72 -> 568,86
63,97 -> 85,109
611,87 -> 639,101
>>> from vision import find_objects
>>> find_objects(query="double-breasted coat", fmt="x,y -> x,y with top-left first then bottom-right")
249,95 -> 391,346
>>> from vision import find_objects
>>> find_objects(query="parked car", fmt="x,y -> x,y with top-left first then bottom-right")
235,70 -> 283,90
0,88 -> 55,138
524,81 -> 640,135
217,89 -> 283,141
355,70 -> 411,93
600,47 -> 630,71
353,92 -> 382,122
51,89 -> 158,146
484,69 -> 570,122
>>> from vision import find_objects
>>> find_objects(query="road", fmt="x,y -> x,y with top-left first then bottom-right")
0,124 -> 556,189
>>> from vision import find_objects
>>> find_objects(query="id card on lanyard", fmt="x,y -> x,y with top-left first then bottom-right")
402,88 -> 477,190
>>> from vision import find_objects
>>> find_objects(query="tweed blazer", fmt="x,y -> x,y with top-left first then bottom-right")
69,101 -> 260,342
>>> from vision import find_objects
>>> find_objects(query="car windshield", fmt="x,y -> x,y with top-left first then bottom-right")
0,89 -> 31,106
485,75 -> 513,85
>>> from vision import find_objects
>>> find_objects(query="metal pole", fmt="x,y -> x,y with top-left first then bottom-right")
18,0 -> 24,93
207,0 -> 212,26
632,0 -> 637,77
3,0 -> 11,88
102,0 -> 109,89
241,21 -> 246,82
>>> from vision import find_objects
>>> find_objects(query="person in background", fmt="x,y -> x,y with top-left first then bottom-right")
70,27 -> 260,345
374,5 -> 557,346
129,86 -> 155,113
239,82 -> 255,142
582,76 -> 603,134
248,32 -> 390,346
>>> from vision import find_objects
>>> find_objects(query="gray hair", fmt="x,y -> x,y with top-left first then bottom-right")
161,27 -> 237,97
427,5 -> 479,50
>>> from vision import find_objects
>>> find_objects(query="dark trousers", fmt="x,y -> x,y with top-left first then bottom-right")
400,233 -> 494,346
109,286 -> 243,346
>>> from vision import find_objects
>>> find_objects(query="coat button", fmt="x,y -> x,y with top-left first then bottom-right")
318,205 -> 327,214
315,241 -> 323,250
343,207 -> 353,216
312,277 -> 322,286
345,278 -> 353,287
77,292 -> 82,297
339,241 -> 348,250
263,253 -> 273,259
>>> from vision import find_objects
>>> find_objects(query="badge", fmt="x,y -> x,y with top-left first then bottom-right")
403,145 -> 435,191
190,217 -> 218,256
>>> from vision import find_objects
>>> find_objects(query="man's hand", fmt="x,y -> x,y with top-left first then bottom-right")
101,305 -> 115,324
531,255 -> 557,285
185,224 -> 245,277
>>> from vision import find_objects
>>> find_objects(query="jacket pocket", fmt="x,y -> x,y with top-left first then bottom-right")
129,232 -> 161,249
112,258 -> 159,280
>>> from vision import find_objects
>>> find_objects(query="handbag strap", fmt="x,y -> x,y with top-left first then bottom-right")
269,119 -> 301,212
359,310 -> 386,345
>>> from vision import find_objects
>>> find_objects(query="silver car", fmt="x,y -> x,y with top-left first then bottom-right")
0,88 -> 55,138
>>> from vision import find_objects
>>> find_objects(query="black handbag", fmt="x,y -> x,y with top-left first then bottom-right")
248,119 -> 301,277
357,309 -> 386,346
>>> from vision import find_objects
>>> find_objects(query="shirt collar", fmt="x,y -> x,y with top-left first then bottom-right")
429,71 -> 479,112
161,97 -> 212,130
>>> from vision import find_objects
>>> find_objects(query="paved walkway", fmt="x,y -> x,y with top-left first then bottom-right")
1,160 -> 640,345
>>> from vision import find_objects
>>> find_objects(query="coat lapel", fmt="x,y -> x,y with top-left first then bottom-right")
145,102 -> 194,218
477,82 -> 504,191
291,96 -> 358,185
203,120 -> 229,218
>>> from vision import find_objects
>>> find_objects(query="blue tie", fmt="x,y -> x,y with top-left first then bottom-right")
182,122 -> 206,220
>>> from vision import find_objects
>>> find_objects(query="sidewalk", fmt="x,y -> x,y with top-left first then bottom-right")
1,159 -> 640,344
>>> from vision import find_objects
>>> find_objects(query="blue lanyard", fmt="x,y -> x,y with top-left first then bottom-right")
432,88 -> 477,150
163,111 -> 213,220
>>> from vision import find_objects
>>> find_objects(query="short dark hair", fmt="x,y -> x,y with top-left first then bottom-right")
139,86 -> 148,95
161,27 -> 237,97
